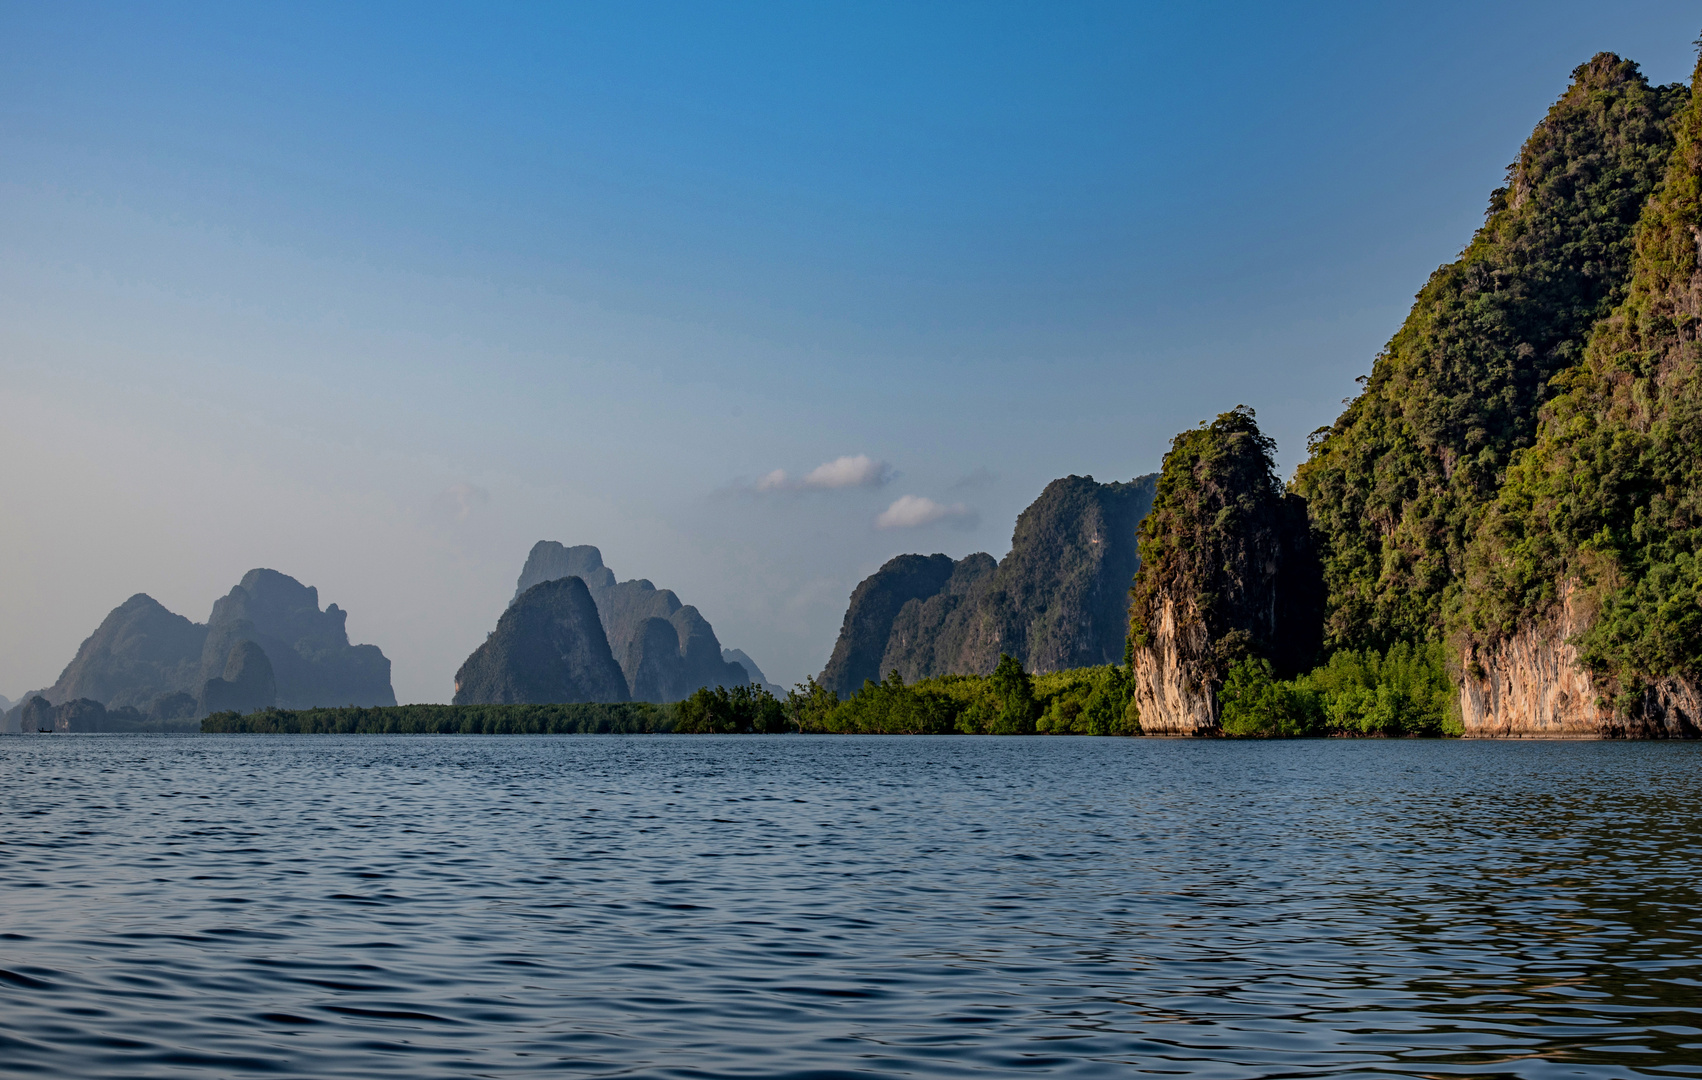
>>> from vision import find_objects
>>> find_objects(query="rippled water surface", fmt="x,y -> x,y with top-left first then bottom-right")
2,736 -> 1701,1077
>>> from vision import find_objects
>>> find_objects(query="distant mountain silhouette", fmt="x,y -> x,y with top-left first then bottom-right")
200,570 -> 392,710
820,474 -> 1158,696
722,648 -> 782,696
455,577 -> 630,704
11,570 -> 394,722
512,543 -> 749,702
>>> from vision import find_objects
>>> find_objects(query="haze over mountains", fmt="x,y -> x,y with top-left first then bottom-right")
3,569 -> 394,732
454,543 -> 762,705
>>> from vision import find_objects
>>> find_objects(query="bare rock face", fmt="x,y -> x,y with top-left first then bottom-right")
1130,595 -> 1218,735
1460,587 -> 1702,738
455,577 -> 631,705
508,543 -> 747,702
198,640 -> 278,717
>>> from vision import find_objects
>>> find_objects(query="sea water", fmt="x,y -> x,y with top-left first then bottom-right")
1,735 -> 1698,1077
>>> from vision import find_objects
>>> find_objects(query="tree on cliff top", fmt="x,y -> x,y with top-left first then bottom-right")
1459,50 -> 1702,710
1129,406 -> 1319,684
1295,54 -> 1688,654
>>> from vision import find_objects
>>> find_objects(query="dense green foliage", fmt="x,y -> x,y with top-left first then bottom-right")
202,702 -> 672,734
1129,406 -> 1318,681
1030,665 -> 1139,735
788,658 -> 1137,735
1296,55 -> 1688,654
675,684 -> 789,733
1217,642 -> 1460,738
1460,56 -> 1702,707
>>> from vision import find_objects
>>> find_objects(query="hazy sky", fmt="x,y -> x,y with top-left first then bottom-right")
2,1 -> 1697,703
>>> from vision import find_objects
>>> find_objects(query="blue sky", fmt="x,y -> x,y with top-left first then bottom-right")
2,1 -> 1697,702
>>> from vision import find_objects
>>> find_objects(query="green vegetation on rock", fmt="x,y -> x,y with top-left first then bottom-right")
1296,55 -> 1688,654
1459,54 -> 1702,708
1129,406 -> 1319,682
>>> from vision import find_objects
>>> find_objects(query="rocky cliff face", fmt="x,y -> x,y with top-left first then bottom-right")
21,571 -> 394,719
1128,408 -> 1321,734
455,577 -> 631,705
1295,55 -> 1690,654
1130,595 -> 1218,735
43,594 -> 208,710
201,569 -> 394,710
1460,587 -> 1702,738
509,542 -> 748,702
819,553 -> 960,696
198,640 -> 278,716
1451,53 -> 1702,738
819,474 -> 1158,697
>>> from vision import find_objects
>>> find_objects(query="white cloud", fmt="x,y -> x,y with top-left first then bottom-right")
802,454 -> 889,489
752,454 -> 892,493
876,494 -> 976,529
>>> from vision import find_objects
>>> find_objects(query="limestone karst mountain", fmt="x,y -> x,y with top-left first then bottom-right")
819,473 -> 1158,697
200,569 -> 393,710
722,648 -> 783,696
40,593 -> 208,711
1296,54 -> 1689,655
454,577 -> 630,705
1453,51 -> 1702,736
1127,408 -> 1321,735
1128,52 -> 1701,738
510,543 -> 749,702
7,570 -> 394,723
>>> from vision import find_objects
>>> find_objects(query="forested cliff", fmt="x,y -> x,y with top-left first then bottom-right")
1295,53 -> 1687,655
1131,50 -> 1702,737
1457,51 -> 1702,736
1127,408 -> 1319,734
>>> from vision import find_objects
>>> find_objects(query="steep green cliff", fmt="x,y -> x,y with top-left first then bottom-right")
1127,407 -> 1319,732
1295,55 -> 1688,653
1458,53 -> 1702,731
